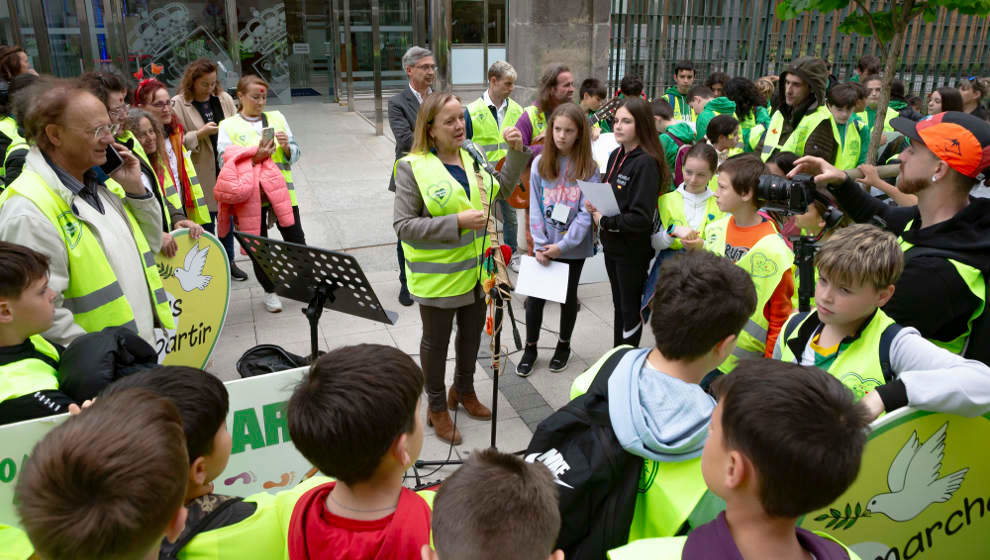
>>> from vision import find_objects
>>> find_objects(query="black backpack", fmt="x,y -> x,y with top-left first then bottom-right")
524,347 -> 642,560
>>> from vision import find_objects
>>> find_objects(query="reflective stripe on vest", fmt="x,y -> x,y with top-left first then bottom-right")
704,217 -> 793,372
399,150 -> 500,299
0,172 -> 175,333
466,97 -> 523,162
831,117 -> 863,170
778,309 -> 897,400
219,111 -> 298,206
0,334 -> 59,402
181,149 -> 210,224
524,105 -> 548,139
761,110 -> 786,160
657,190 -> 723,251
900,223 -> 986,354
0,116 -> 26,179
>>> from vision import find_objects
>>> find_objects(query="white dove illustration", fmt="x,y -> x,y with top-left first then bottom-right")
174,245 -> 213,291
866,422 -> 968,522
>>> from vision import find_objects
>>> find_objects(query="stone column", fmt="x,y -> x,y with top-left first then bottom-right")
506,0 -> 611,106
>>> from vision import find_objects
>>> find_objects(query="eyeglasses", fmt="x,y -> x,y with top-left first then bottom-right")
67,123 -> 121,141
414,63 -> 438,71
148,99 -> 175,109
108,104 -> 129,118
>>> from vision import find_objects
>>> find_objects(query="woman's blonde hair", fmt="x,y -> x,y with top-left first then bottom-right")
410,92 -> 461,154
179,59 -> 220,101
537,103 -> 596,183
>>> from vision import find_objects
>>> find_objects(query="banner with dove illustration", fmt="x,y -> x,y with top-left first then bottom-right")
154,230 -> 230,368
797,408 -> 990,559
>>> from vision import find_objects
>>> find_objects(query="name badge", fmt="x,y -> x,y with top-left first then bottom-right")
550,203 -> 571,223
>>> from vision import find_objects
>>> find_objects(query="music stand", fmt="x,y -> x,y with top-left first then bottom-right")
234,232 -> 397,361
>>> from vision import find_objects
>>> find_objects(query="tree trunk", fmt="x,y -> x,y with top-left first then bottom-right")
866,3 -> 913,164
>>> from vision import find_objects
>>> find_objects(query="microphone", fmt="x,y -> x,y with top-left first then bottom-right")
461,140 -> 496,175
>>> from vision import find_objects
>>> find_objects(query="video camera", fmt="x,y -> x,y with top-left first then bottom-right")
756,173 -> 817,214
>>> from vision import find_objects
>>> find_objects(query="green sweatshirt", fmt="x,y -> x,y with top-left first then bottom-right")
659,122 -> 696,190
664,86 -> 694,121
695,97 -> 737,143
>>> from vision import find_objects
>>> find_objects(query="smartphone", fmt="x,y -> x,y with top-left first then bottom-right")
261,127 -> 275,145
100,145 -> 124,176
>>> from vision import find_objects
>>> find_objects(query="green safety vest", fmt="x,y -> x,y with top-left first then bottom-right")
179,493 -> 284,560
219,111 -> 298,206
0,334 -> 59,403
656,190 -> 724,251
856,106 -> 897,134
738,111 -> 765,153
665,93 -> 697,123
161,144 -> 210,226
831,117 -> 864,170
607,531 -> 861,559
399,150 -> 500,299
899,221 -> 986,355
778,309 -> 898,400
0,116 -> 26,180
523,105 -> 548,140
466,97 -> 523,162
761,106 -> 831,161
569,347 -> 713,543
703,217 -> 793,372
0,171 -> 175,334
0,523 -> 33,560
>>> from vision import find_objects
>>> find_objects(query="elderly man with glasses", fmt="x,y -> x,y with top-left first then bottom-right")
0,78 -> 173,346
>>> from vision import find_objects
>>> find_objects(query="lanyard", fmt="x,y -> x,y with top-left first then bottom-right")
605,149 -> 632,185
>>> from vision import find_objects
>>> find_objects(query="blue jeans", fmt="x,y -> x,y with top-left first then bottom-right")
496,198 -> 518,253
203,211 -> 236,262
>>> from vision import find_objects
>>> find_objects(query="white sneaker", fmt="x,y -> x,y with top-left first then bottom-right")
509,254 -> 521,273
264,292 -> 283,313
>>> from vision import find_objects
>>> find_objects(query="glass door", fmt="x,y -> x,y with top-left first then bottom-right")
234,0 -> 291,104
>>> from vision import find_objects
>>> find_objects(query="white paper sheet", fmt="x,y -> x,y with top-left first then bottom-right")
591,132 -> 618,172
578,179 -> 620,216
514,255 -> 569,304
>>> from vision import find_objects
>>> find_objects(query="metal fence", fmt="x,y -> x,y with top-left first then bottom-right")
608,0 -> 990,99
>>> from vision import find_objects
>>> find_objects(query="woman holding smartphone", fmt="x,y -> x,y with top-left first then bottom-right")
516,103 -> 597,376
217,75 -> 306,313
586,98 -> 669,347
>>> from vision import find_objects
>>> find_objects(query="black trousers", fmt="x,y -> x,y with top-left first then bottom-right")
255,205 -> 306,293
604,251 -> 652,347
419,292 -> 486,412
525,257 -> 586,344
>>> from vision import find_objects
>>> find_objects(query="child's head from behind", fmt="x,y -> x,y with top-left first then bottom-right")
0,241 -> 55,340
426,449 -> 562,560
288,344 -> 424,485
650,98 -> 674,132
827,83 -> 858,125
706,114 -> 739,151
814,224 -> 902,328
687,85 -> 715,114
15,388 -> 189,560
101,366 -> 231,501
765,151 -> 797,177
715,154 -> 767,213
703,361 -> 871,518
682,143 -> 717,193
650,251 -> 757,371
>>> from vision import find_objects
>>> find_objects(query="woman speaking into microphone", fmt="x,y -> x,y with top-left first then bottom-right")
393,92 -> 529,444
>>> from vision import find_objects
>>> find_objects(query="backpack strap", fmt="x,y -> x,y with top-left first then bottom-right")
664,131 -> 684,147
878,323 -> 905,384
587,347 -> 636,399
161,497 -> 244,559
782,311 -> 810,346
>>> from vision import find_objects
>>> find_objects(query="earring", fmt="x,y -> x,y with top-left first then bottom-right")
932,175 -> 938,182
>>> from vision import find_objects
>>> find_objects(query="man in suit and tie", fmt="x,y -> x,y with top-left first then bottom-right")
389,46 -> 435,306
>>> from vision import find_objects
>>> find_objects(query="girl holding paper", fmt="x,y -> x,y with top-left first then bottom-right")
516,103 -> 598,376
586,98 -> 669,347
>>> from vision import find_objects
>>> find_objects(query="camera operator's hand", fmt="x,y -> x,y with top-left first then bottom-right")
790,156 -> 847,186
855,164 -> 880,188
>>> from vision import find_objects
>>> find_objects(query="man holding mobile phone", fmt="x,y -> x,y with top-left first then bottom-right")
0,82 -> 174,346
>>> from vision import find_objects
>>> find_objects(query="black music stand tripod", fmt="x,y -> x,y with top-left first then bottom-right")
234,232 -> 397,361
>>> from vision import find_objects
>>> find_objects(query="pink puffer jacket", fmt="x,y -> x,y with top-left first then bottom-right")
214,144 -> 295,253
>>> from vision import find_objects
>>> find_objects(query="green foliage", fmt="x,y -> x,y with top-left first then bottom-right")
778,0 -> 990,41
814,502 -> 870,530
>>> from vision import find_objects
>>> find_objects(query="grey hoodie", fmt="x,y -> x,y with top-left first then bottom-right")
607,347 -> 715,462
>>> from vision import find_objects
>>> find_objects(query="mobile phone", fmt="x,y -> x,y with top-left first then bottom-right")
100,145 -> 124,176
261,127 -> 275,145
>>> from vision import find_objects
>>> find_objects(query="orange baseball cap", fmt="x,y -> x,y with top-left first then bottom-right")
890,111 -> 990,179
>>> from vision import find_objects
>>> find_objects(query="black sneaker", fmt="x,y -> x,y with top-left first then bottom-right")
230,263 -> 248,281
548,342 -> 570,372
398,284 -> 414,307
516,345 -> 537,377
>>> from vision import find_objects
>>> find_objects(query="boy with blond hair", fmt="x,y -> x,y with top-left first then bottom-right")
424,448 -> 563,560
774,224 -> 990,419
14,388 -> 189,560
286,344 -> 430,559
705,154 -> 794,374
610,361 -> 869,559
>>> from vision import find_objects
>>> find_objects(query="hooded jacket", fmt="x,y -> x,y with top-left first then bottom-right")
829,177 -> 990,363
770,57 -> 836,162
214,144 -> 295,252
664,86 -> 694,121
694,97 -> 737,143
599,146 -> 661,258
659,122 -> 696,187
606,348 -> 714,462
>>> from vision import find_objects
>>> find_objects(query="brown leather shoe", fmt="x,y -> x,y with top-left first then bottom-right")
427,410 -> 462,444
448,387 -> 492,420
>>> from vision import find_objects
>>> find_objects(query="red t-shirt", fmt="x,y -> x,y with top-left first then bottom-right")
724,216 -> 794,356
288,481 -> 431,560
